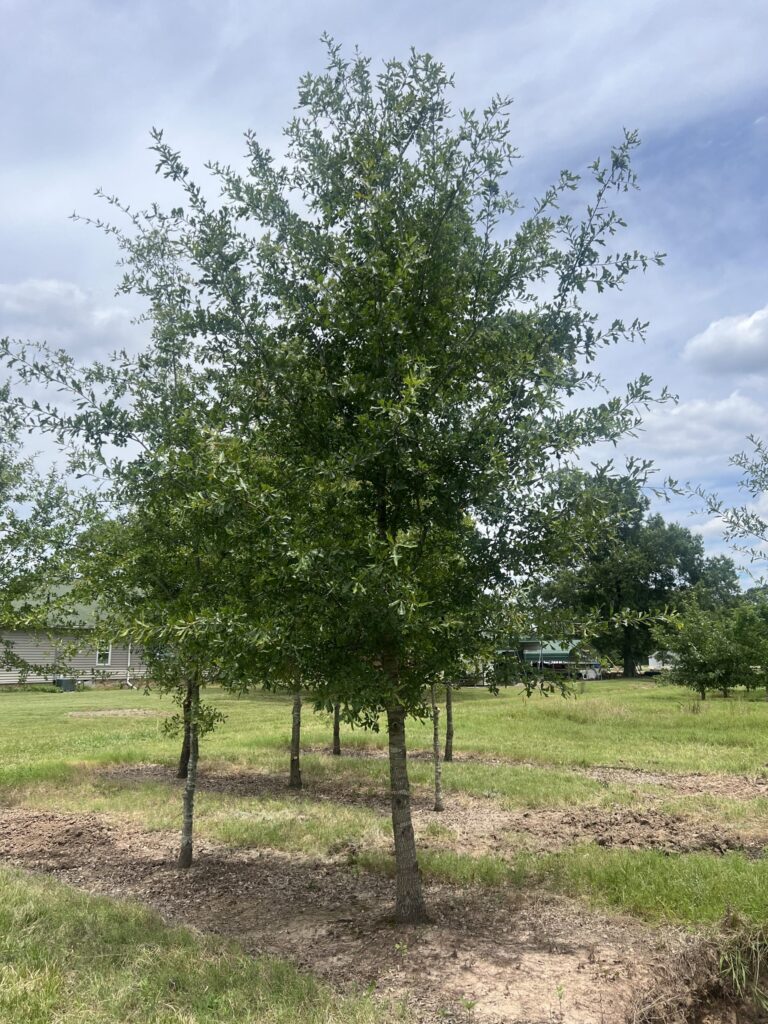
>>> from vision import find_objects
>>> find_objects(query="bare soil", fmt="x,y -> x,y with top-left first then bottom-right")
0,806 -> 690,1024
3,756 -> 764,1021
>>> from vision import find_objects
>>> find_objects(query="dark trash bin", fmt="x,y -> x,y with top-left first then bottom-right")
53,678 -> 77,692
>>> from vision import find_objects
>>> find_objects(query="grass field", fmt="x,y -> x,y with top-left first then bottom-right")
3,680 -> 768,1020
0,866 -> 395,1024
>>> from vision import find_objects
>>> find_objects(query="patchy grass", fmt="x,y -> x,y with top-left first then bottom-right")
5,683 -> 768,933
0,866 -> 402,1024
3,774 -> 389,858
361,846 -> 768,927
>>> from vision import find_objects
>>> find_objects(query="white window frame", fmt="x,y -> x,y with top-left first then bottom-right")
95,643 -> 112,667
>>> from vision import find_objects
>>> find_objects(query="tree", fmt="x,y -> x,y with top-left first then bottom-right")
189,43 -> 664,920
69,435 -> 232,867
654,596 -> 768,699
0,388 -> 90,674
4,41 -> 665,922
538,473 -> 735,675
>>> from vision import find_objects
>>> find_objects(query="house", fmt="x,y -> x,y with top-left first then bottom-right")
496,639 -> 603,680
0,630 -> 144,687
0,590 -> 146,687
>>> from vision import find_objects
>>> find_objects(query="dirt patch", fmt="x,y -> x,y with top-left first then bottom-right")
69,709 -> 168,719
504,806 -> 761,857
583,765 -> 768,802
0,806 -> 688,1024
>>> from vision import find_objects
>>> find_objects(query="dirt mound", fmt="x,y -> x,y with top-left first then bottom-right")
584,765 -> 768,801
0,806 -> 673,1024
507,806 -> 756,856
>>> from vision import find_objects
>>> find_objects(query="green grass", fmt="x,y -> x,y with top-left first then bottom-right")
361,846 -> 768,927
5,679 -> 768,778
5,683 -> 768,933
0,867 -> 401,1024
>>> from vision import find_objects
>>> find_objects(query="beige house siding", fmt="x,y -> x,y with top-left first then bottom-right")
0,630 -> 146,686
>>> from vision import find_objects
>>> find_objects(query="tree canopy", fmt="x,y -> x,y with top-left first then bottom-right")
2,40 -> 666,921
536,473 -> 739,675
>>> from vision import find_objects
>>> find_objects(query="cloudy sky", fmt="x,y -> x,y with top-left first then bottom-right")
1,0 -> 766,562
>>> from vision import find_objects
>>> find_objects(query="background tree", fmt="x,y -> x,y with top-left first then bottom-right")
538,473 -> 737,675
0,387 -> 91,675
654,596 -> 768,699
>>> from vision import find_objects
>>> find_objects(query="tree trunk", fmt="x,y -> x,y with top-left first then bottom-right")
444,682 -> 454,762
176,679 -> 193,779
430,684 -> 444,812
177,681 -> 199,869
289,690 -> 302,789
332,702 -> 341,756
386,704 -> 428,923
621,624 -> 639,678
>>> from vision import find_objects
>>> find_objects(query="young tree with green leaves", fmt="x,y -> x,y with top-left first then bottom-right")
4,40 -> 666,921
654,596 -> 768,699
188,43 -> 663,920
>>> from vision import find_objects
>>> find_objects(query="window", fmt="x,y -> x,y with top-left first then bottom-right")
96,644 -> 112,667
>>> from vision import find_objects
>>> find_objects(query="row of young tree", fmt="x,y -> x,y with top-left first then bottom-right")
3,40 -> 762,922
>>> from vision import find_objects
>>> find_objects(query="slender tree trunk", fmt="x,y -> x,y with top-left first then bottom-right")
444,682 -> 454,762
332,702 -> 341,755
622,626 -> 637,678
177,679 -> 193,779
430,684 -> 444,812
289,690 -> 302,789
177,680 -> 199,869
386,704 -> 428,923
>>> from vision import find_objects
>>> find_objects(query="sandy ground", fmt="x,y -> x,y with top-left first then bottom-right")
0,805 -> 678,1024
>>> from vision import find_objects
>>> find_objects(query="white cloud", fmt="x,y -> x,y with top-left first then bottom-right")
683,305 -> 768,375
620,391 -> 768,482
0,278 -> 143,356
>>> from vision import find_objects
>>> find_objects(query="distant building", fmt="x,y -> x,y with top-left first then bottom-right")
0,629 -> 144,687
497,638 -> 602,680
0,589 -> 146,687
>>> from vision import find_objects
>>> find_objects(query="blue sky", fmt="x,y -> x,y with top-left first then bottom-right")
1,0 -> 767,562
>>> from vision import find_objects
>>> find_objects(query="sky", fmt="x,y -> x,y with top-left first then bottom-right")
1,0 -> 767,566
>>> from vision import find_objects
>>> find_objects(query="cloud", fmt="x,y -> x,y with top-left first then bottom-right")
618,391 -> 768,484
0,278 -> 143,356
683,305 -> 768,375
